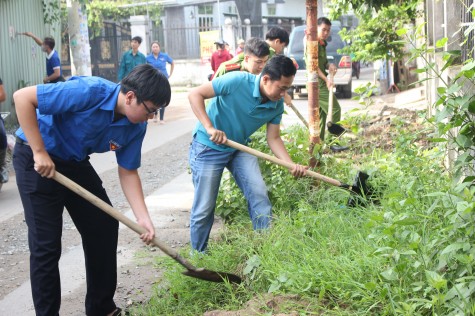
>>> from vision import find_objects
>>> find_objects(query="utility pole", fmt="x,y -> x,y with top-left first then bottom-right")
306,0 -> 320,168
67,0 -> 92,76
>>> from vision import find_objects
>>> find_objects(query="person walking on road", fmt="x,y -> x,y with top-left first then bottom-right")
0,77 -> 8,190
146,41 -> 174,124
118,36 -> 146,81
188,55 -> 307,253
13,64 -> 171,316
21,32 -> 65,84
316,17 -> 342,140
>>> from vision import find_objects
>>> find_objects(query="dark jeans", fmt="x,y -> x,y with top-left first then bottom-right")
13,143 -> 118,316
49,76 -> 66,84
159,107 -> 165,121
0,116 -> 6,150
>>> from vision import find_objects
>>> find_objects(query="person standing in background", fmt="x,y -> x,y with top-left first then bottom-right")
0,77 -> 8,190
210,40 -> 233,80
118,36 -> 146,81
265,27 -> 290,58
146,41 -> 175,124
316,17 -> 341,141
225,42 -> 233,58
21,32 -> 65,84
235,38 -> 245,55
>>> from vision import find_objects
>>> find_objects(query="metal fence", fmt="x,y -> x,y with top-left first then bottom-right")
153,21 -> 300,59
62,22 -> 131,82
61,20 -> 302,80
460,0 -> 474,63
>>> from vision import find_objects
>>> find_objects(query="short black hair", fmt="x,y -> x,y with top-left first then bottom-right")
317,17 -> 332,27
131,36 -> 142,44
265,27 -> 289,45
120,64 -> 171,109
244,37 -> 270,58
261,55 -> 296,81
43,37 -> 55,50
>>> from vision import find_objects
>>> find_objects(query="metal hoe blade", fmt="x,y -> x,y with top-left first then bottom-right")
182,268 -> 242,284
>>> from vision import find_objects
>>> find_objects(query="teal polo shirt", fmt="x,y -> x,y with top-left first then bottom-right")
193,71 -> 284,152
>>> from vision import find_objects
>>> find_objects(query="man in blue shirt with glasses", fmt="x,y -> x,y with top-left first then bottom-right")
13,64 -> 170,316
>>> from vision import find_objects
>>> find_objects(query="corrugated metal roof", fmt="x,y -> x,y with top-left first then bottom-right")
0,0 -> 61,122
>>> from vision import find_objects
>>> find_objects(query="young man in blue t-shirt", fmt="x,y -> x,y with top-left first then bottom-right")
188,55 -> 307,253
13,64 -> 171,316
22,32 -> 65,84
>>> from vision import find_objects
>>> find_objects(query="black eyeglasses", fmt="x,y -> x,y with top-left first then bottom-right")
141,101 -> 159,115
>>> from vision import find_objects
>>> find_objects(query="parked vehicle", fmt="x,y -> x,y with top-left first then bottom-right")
285,23 -> 353,99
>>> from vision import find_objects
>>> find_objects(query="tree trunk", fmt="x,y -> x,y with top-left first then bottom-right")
306,0 -> 320,168
67,0 -> 92,76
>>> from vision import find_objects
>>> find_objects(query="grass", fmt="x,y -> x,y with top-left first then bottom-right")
130,111 -> 475,315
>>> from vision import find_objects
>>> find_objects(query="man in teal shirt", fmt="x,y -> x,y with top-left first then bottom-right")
118,36 -> 146,81
188,55 -> 307,252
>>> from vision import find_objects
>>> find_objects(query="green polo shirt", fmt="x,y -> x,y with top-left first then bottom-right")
193,71 -> 284,152
118,50 -> 146,81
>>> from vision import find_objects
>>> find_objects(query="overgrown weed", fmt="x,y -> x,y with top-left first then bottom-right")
134,110 -> 474,315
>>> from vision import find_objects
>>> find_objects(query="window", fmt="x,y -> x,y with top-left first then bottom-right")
198,4 -> 213,15
267,4 -> 276,16
199,17 -> 214,32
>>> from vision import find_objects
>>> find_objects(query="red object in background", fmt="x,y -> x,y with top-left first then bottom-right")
210,49 -> 233,72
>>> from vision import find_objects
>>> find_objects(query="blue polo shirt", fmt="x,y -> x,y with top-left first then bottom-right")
15,76 -> 147,170
146,52 -> 173,77
46,50 -> 62,76
193,71 -> 284,152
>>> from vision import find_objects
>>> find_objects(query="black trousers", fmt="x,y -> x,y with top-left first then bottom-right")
13,143 -> 118,316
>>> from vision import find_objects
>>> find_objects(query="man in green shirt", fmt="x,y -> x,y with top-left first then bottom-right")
265,26 -> 289,58
316,17 -> 341,140
212,38 -> 270,79
118,36 -> 146,81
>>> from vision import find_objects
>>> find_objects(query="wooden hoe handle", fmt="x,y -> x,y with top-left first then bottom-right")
225,140 -> 342,187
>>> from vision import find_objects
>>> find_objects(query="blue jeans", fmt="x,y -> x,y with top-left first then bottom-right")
189,140 -> 272,252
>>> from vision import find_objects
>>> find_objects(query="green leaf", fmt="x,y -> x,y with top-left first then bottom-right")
468,100 -> 475,114
440,242 -> 468,255
461,60 -> 475,71
268,281 -> 281,293
425,270 -> 447,290
437,87 -> 447,94
396,28 -> 407,36
364,282 -> 377,290
243,255 -> 261,275
428,138 -> 447,143
394,218 -> 419,226
381,268 -> 399,281
436,37 -> 448,48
